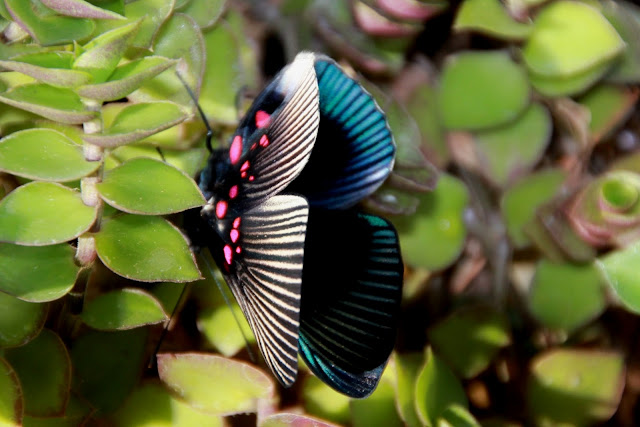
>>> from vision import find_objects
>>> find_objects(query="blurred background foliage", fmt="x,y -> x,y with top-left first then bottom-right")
0,0 -> 640,425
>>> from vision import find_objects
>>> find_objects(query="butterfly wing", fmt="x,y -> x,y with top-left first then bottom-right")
213,195 -> 309,387
286,56 -> 396,209
298,210 -> 403,397
199,51 -> 320,214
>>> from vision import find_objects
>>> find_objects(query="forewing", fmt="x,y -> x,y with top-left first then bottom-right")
298,211 -> 403,397
199,52 -> 320,213
219,195 -> 309,387
287,56 -> 396,209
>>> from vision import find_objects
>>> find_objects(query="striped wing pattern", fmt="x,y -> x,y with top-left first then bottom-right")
239,53 -> 320,208
222,195 -> 309,386
298,212 -> 403,397
287,57 -> 395,209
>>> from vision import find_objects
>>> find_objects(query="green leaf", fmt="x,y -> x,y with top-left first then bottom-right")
428,306 -> 511,378
598,241 -> 640,314
454,0 -> 532,40
82,101 -> 189,147
97,157 -> 204,215
199,20 -> 245,125
0,358 -> 22,426
474,103 -> 552,187
438,404 -> 480,427
527,349 -> 625,425
95,214 -> 201,282
414,348 -> 468,427
0,292 -> 47,348
197,304 -> 254,357
395,353 -> 423,427
113,382 -> 224,427
110,144 -> 207,177
5,0 -> 95,46
0,52 -> 93,88
392,173 -> 469,271
603,0 -> 640,83
0,84 -> 96,124
5,329 -> 71,417
439,51 -> 530,130
76,56 -> 177,101
523,1 -> 624,77
71,328 -> 148,413
0,243 -> 78,302
529,260 -> 606,332
142,12 -> 205,107
41,0 -> 125,19
82,288 -> 168,330
0,182 -> 96,245
73,20 -> 140,84
578,84 -> 638,144
157,353 -> 275,415
261,413 -> 337,427
178,0 -> 226,29
302,375 -> 351,425
351,370 -> 403,427
0,128 -> 99,181
528,60 -> 614,97
501,169 -> 566,248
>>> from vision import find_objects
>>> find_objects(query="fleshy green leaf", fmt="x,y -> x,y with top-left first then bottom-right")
527,349 -> 625,425
501,169 -> 566,248
523,1 -> 624,77
95,214 -> 201,282
41,0 -> 125,19
414,348 -> 468,427
82,288 -> 168,330
395,353 -> 423,427
261,413 -> 338,427
0,84 -> 96,124
97,157 -> 205,215
603,0 -> 640,83
71,328 -> 148,413
392,173 -> 469,271
5,0 -> 95,46
0,292 -> 47,348
474,103 -> 551,187
82,101 -> 189,147
598,241 -> 640,314
0,243 -> 78,302
5,329 -> 71,417
73,20 -> 140,84
578,84 -> 638,144
530,260 -> 606,332
113,382 -> 224,427
0,128 -> 99,181
157,353 -> 276,416
0,358 -> 22,426
454,0 -> 532,40
76,56 -> 176,101
428,306 -> 511,378
178,0 -> 226,29
197,304 -> 254,357
350,369 -> 403,427
0,52 -> 93,88
528,60 -> 614,97
302,375 -> 351,425
439,51 -> 530,130
0,182 -> 97,246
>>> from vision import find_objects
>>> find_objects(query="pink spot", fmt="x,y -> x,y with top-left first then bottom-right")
259,134 -> 270,147
255,110 -> 271,128
251,143 -> 257,150
216,200 -> 227,218
241,160 -> 250,172
241,171 -> 247,178
249,176 -> 255,181
229,185 -> 238,199
229,135 -> 242,164
236,247 -> 242,254
223,245 -> 233,264
230,229 -> 239,243
233,217 -> 241,228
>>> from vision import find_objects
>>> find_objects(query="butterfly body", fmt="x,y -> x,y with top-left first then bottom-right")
189,52 -> 403,397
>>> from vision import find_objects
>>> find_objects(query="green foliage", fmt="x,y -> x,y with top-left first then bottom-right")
0,0 -> 639,425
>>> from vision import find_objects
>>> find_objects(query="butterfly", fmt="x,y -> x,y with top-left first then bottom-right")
185,52 -> 403,398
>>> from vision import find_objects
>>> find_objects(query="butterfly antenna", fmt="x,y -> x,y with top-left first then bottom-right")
175,71 -> 213,153
201,251 -> 257,363
148,282 -> 190,369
